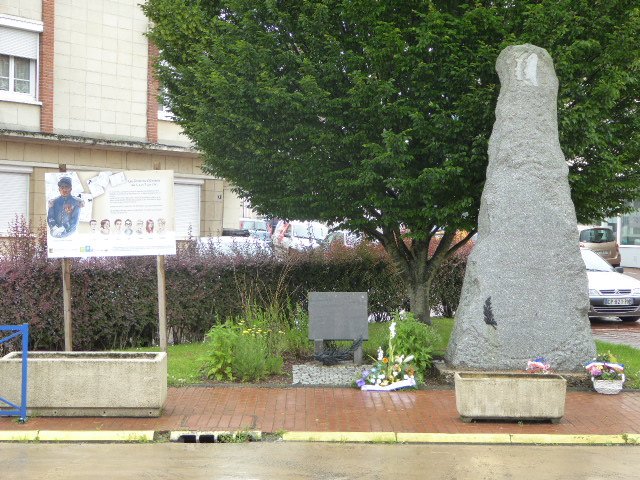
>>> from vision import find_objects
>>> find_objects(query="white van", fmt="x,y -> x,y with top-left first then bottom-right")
272,220 -> 328,253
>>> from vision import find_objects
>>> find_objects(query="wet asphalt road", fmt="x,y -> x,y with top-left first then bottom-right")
590,317 -> 640,349
1,443 -> 638,480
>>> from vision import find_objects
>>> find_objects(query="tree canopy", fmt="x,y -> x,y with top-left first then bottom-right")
143,0 -> 640,321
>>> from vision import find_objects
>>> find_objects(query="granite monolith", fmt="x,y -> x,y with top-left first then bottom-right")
445,44 -> 596,371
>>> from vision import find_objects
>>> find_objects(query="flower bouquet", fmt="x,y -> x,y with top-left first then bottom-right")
585,352 -> 625,395
356,321 -> 417,391
526,357 -> 551,374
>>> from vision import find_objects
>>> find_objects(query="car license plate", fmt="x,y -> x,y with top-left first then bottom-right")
604,298 -> 632,306
596,250 -> 610,256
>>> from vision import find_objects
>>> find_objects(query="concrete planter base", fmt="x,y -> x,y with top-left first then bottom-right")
0,351 -> 167,417
454,372 -> 567,423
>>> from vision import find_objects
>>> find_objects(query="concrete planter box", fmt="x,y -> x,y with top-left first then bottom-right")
0,352 -> 167,417
454,372 -> 566,423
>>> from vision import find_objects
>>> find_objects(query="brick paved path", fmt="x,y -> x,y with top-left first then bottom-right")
1,387 -> 639,435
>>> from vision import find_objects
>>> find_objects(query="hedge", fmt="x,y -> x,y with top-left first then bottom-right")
0,219 -> 469,351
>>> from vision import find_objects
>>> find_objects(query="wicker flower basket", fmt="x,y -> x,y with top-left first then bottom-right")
591,374 -> 625,395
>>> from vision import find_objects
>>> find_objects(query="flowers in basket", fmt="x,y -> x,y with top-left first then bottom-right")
585,352 -> 625,394
356,321 -> 417,391
526,357 -> 551,374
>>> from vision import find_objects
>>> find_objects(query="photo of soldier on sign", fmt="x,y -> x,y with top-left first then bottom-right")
47,175 -> 85,238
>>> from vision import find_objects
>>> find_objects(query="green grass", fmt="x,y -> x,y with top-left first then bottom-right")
135,318 -> 640,388
363,322 -> 388,359
431,317 -> 454,356
130,343 -> 208,386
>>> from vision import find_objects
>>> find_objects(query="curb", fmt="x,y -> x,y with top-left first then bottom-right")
0,430 -> 154,442
281,431 -> 640,445
1,430 -> 639,445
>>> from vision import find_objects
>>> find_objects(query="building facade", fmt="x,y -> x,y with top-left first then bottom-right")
0,0 -> 248,239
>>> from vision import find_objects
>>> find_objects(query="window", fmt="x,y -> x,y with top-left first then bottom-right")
579,228 -> 614,244
0,55 -> 35,97
0,15 -> 42,103
620,200 -> 640,246
157,87 -> 174,121
0,168 -> 31,235
157,60 -> 175,120
174,182 -> 201,239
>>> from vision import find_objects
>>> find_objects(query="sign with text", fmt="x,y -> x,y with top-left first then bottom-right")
45,170 -> 176,258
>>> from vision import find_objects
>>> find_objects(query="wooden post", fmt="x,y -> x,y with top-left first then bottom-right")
58,164 -> 73,351
157,254 -> 167,351
62,258 -> 73,351
154,162 -> 168,351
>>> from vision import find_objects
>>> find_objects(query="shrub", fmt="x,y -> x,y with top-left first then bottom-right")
362,311 -> 441,381
241,302 -> 313,358
200,304 -> 306,382
200,321 -> 238,381
282,305 -> 313,358
232,330 -> 283,382
393,311 -> 441,377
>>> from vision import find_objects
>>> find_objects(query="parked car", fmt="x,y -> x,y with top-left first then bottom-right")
238,218 -> 270,242
222,228 -> 251,237
272,220 -> 328,253
197,236 -> 272,256
578,225 -> 621,267
581,248 -> 640,322
321,230 -> 362,248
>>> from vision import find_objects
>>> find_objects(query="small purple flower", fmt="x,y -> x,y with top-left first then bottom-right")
356,378 -> 366,387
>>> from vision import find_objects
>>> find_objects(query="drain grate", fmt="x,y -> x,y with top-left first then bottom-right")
170,430 -> 261,443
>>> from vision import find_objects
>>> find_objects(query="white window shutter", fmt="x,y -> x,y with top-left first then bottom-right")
174,183 -> 200,239
0,27 -> 38,59
0,172 -> 29,234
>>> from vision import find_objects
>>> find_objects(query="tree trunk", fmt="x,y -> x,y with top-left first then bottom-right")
406,281 -> 432,325
382,229 -> 463,326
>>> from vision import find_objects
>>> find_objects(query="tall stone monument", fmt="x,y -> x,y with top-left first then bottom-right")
445,44 -> 596,371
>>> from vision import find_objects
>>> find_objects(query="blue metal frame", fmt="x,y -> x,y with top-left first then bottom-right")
0,324 -> 28,422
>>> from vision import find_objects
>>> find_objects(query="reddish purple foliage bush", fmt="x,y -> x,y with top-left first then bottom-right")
428,234 -> 474,317
0,220 -> 408,350
0,219 -> 470,350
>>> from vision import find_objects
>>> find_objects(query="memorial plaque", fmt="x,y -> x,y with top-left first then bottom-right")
308,292 -> 368,364
309,292 -> 368,340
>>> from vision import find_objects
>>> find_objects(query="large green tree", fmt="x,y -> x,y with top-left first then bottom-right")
143,0 -> 640,323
